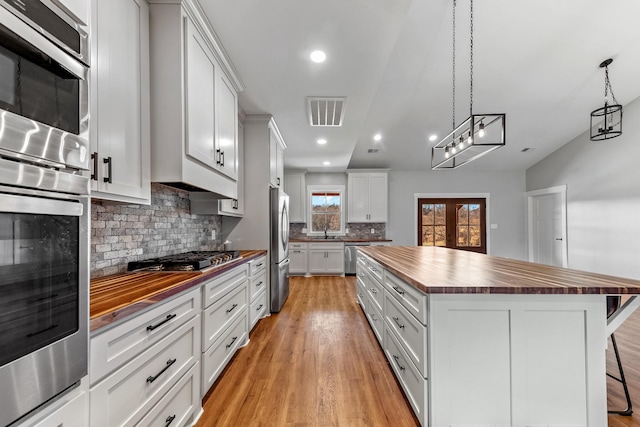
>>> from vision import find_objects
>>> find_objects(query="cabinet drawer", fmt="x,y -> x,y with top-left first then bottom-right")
364,294 -> 384,345
202,283 -> 247,351
385,290 -> 428,377
90,316 -> 200,427
202,310 -> 248,395
384,323 -> 428,425
90,287 -> 201,384
135,363 -> 200,427
367,258 -> 383,285
365,270 -> 384,312
249,289 -> 267,330
248,256 -> 267,276
356,275 -> 367,309
248,268 -> 267,302
289,242 -> 307,250
202,264 -> 248,309
385,271 -> 428,325
308,242 -> 344,251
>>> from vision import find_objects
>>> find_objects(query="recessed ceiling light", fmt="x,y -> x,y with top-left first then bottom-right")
373,133 -> 382,141
310,50 -> 326,63
317,138 -> 327,145
323,161 -> 330,166
429,134 -> 438,142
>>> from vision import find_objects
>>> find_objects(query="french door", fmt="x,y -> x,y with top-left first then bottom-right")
417,198 -> 487,253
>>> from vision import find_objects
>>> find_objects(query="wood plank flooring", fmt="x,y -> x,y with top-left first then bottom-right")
196,275 -> 640,426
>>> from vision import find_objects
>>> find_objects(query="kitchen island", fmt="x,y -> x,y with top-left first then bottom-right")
356,246 -> 640,427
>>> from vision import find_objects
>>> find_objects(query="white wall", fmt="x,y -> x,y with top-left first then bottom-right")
386,170 -> 527,260
526,97 -> 640,279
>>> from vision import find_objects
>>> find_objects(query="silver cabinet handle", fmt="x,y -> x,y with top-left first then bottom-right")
392,355 -> 405,371
392,316 -> 405,329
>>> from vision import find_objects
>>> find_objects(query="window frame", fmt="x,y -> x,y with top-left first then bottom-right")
415,195 -> 489,254
306,185 -> 345,237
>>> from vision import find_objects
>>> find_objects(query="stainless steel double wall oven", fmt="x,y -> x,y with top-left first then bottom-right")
0,0 -> 90,425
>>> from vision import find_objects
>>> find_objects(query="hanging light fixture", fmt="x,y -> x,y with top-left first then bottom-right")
431,0 -> 506,170
590,58 -> 623,141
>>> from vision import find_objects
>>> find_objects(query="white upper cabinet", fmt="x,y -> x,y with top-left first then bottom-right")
148,0 -> 243,198
90,0 -> 151,204
284,171 -> 306,223
347,171 -> 388,223
269,129 -> 285,188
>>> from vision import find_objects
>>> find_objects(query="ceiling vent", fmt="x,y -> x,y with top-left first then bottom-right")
307,97 -> 346,127
367,148 -> 379,154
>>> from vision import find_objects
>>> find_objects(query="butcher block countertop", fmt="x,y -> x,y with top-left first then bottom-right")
358,246 -> 640,295
289,238 -> 392,243
90,250 -> 266,332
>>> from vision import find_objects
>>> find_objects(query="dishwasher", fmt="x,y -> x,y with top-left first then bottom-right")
344,242 -> 370,275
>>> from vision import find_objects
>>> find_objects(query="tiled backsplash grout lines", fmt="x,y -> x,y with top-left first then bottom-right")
90,183 -> 222,278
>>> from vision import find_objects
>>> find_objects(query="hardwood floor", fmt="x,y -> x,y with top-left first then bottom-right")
196,275 -> 640,426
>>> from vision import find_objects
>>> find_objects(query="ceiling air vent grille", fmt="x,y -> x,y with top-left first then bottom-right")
367,148 -> 379,154
307,97 -> 346,127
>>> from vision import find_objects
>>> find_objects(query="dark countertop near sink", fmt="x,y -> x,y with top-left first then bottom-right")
289,238 -> 392,243
89,250 -> 267,332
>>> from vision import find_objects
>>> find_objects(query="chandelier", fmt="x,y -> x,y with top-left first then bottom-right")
431,0 -> 505,170
590,58 -> 622,141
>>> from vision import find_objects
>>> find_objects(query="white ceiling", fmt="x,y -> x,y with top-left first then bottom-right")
198,0 -> 640,173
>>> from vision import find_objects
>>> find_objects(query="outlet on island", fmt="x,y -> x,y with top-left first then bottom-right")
370,228 -> 375,234
211,230 -> 216,239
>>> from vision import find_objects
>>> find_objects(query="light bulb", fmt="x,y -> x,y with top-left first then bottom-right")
478,122 -> 485,138
458,135 -> 464,148
467,130 -> 473,145
451,144 -> 457,154
444,147 -> 450,158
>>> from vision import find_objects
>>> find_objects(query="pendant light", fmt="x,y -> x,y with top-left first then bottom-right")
590,58 -> 622,141
432,0 -> 506,170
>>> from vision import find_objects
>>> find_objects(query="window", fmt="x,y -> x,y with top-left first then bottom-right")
418,198 -> 486,253
307,185 -> 345,235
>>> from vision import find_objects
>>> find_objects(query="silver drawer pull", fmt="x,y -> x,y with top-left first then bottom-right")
392,286 -> 405,296
226,303 -> 238,314
392,316 -> 405,329
226,336 -> 238,349
392,355 -> 406,371
370,288 -> 378,294
147,314 -> 176,331
147,358 -> 176,384
165,415 -> 176,427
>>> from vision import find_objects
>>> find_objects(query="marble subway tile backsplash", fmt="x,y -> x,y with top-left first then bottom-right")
90,183 -> 222,278
288,222 -> 386,240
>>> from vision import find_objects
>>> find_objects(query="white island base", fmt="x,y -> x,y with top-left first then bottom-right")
428,293 -> 606,427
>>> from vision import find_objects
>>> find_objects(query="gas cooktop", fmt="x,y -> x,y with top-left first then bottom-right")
127,250 -> 241,272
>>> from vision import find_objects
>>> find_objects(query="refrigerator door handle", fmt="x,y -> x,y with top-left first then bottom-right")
280,258 -> 290,266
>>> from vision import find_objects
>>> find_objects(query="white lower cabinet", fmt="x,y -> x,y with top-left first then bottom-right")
289,242 -> 308,275
308,242 -> 344,275
200,263 -> 249,396
384,323 -> 428,423
90,313 -> 201,427
248,256 -> 268,330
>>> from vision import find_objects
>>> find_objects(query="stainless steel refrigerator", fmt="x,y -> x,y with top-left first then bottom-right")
270,187 -> 290,312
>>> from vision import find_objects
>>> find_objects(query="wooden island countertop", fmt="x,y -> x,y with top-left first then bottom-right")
358,245 -> 640,295
90,250 -> 267,331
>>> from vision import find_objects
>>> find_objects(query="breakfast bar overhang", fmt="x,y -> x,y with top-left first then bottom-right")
357,246 -> 640,427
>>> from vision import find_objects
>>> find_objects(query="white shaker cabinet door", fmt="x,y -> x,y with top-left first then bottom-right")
185,18 -> 216,168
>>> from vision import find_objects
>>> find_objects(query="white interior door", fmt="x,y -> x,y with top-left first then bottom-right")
527,186 -> 567,267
